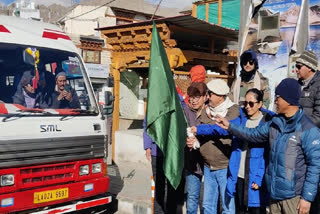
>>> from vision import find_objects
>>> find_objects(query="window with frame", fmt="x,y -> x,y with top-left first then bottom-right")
82,49 -> 101,64
116,18 -> 133,25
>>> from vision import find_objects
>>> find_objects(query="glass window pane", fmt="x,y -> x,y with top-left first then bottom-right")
0,43 -> 98,115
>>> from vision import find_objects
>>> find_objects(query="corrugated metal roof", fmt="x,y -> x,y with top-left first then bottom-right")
96,14 -> 238,40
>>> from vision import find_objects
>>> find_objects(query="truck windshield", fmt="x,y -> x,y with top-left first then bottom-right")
0,43 -> 97,116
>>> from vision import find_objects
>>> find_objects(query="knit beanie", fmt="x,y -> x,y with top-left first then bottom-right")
190,65 -> 206,82
296,50 -> 318,71
275,78 -> 301,106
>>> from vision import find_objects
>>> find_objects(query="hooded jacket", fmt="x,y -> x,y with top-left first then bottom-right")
229,50 -> 270,109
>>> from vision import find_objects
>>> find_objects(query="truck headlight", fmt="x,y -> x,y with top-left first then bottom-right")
1,174 -> 14,186
92,163 -> 101,174
79,165 -> 89,176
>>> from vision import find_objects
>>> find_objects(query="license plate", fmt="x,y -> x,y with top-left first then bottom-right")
34,188 -> 69,204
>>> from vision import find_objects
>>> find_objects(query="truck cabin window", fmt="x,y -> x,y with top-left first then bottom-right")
0,44 -> 96,115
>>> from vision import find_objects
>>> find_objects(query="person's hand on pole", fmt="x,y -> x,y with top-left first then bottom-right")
186,137 -> 197,149
190,126 -> 197,134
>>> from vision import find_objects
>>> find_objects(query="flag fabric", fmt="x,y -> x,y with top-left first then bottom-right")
146,22 -> 187,189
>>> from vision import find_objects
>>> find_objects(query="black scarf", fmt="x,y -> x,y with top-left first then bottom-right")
240,69 -> 257,82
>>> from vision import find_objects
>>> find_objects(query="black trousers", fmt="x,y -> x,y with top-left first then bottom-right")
236,177 -> 266,214
310,190 -> 320,214
151,156 -> 185,214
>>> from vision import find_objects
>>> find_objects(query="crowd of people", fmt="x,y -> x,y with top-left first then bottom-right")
143,49 -> 320,214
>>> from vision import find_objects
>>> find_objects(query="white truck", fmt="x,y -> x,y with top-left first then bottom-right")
0,15 -> 112,213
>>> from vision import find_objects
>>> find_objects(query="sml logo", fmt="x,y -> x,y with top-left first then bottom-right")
40,125 -> 62,132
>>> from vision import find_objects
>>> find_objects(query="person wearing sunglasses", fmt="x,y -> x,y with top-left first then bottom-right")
296,51 -> 320,214
190,88 -> 274,214
229,50 -> 270,109
213,78 -> 320,214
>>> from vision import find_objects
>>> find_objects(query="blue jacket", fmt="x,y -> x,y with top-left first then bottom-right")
229,108 -> 320,202
197,108 -> 274,207
227,108 -> 273,207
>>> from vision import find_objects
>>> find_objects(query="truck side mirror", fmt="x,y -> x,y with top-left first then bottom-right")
106,76 -> 114,87
103,91 -> 114,116
105,91 -> 114,106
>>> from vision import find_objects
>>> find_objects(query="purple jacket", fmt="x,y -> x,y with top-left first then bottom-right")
143,117 -> 163,157
184,106 -> 204,175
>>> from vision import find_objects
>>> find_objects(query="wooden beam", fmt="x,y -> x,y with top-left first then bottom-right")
192,3 -> 197,17
168,25 -> 237,41
209,39 -> 215,54
218,0 -> 222,25
105,14 -> 139,22
205,3 -> 209,22
111,68 -> 120,162
193,0 -> 218,6
183,50 -> 238,62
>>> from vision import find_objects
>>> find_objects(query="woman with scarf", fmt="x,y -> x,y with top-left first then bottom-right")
229,50 -> 270,109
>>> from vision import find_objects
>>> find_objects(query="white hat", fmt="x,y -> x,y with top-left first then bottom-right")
207,79 -> 230,95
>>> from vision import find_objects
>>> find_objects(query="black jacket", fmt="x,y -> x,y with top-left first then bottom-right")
299,71 -> 320,127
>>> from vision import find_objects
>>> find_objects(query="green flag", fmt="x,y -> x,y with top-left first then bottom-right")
146,22 -> 187,189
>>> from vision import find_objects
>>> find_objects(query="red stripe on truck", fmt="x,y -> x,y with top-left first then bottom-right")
42,32 -> 71,41
0,103 -> 8,114
0,25 -> 10,33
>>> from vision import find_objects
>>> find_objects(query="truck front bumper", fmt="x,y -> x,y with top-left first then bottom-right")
0,176 -> 110,213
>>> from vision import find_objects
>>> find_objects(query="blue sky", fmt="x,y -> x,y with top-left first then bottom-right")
310,0 -> 320,6
0,0 -> 14,4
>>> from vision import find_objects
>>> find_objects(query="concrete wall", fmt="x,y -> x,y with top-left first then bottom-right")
64,5 -> 108,36
114,129 -> 148,165
100,7 -> 116,27
101,50 -> 111,66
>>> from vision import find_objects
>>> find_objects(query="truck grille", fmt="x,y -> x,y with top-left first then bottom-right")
0,135 -> 105,168
19,163 -> 76,188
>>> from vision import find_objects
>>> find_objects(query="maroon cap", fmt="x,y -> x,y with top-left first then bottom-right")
187,82 -> 207,96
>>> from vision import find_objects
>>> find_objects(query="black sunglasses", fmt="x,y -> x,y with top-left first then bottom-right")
296,63 -> 303,70
244,101 -> 258,108
242,60 -> 254,66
